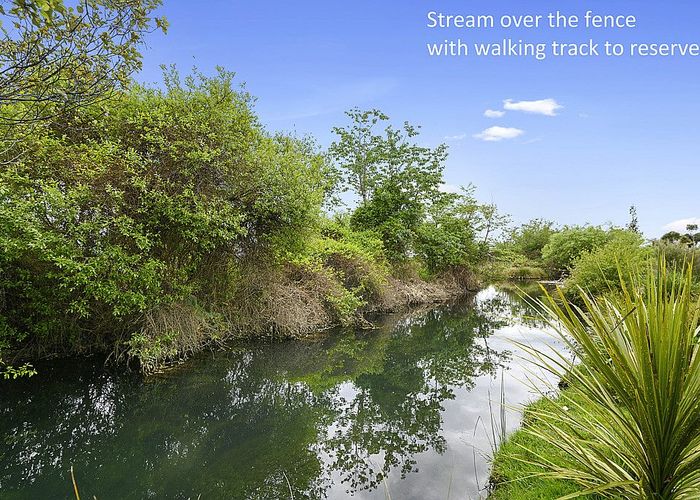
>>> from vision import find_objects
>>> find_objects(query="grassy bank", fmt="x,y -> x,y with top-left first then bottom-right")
489,390 -> 600,499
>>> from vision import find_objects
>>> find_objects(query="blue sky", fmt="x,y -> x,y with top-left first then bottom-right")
138,0 -> 700,237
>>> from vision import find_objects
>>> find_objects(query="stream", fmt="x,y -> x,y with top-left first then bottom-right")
0,286 -> 562,499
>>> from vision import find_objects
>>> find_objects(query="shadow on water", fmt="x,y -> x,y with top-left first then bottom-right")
0,287 -> 553,499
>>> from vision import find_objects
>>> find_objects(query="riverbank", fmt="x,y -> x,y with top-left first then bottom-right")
489,261 -> 700,499
132,265 -> 479,373
488,389 -> 596,499
6,259 -> 479,375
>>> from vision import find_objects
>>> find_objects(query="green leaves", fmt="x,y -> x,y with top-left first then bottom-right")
542,225 -> 611,276
1,0 -> 167,126
521,260 -> 700,498
0,68 -> 329,368
564,230 -> 651,298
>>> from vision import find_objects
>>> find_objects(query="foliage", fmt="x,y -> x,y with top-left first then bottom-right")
415,188 -> 491,273
331,109 -> 444,262
0,0 -> 167,126
308,218 -> 388,298
485,244 -> 545,282
0,68 -> 328,367
0,360 -> 36,379
661,226 -> 700,248
654,240 -> 700,278
290,219 -> 390,325
350,178 -> 424,262
521,260 -> 700,498
685,224 -> 700,247
541,225 -> 610,276
564,230 -> 650,298
661,231 -> 683,243
329,108 -> 446,205
508,218 -> 558,261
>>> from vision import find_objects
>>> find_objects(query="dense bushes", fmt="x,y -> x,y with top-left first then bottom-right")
492,222 -> 617,282
508,219 -> 557,261
0,69 -> 330,368
541,225 -> 610,276
0,74 -> 495,373
564,230 -> 651,298
294,219 -> 390,323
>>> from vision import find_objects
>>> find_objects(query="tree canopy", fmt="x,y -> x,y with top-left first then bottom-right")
0,0 -> 167,128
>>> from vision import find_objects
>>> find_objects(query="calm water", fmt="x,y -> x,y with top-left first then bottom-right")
0,286 -> 561,499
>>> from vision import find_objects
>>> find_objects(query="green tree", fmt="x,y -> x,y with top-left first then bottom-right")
661,231 -> 682,243
331,109 -> 449,262
679,234 -> 694,247
330,108 -> 447,205
329,108 -> 387,203
0,0 -> 167,127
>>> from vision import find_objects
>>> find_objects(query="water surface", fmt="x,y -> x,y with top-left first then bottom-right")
0,286 -> 560,499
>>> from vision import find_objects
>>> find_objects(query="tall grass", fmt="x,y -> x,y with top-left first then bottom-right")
520,260 -> 700,498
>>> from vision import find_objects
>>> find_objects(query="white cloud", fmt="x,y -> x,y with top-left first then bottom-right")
662,217 -> 700,234
474,126 -> 524,142
444,133 -> 467,141
484,109 -> 506,118
503,98 -> 562,116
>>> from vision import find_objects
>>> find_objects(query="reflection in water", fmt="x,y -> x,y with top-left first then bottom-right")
0,287 -> 555,499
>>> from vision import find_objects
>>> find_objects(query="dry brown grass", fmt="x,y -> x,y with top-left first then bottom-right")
131,302 -> 228,374
226,262 -> 337,338
128,260 -> 479,373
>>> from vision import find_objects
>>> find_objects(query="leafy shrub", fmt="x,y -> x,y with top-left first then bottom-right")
414,190 -> 486,274
0,68 -> 329,366
564,230 -> 650,298
508,219 -> 558,261
654,240 -> 700,277
541,225 -> 610,276
297,218 -> 389,304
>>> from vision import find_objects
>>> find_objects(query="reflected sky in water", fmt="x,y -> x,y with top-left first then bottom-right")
0,286 -> 562,499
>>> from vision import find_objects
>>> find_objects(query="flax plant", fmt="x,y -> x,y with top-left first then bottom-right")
520,261 -> 700,499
